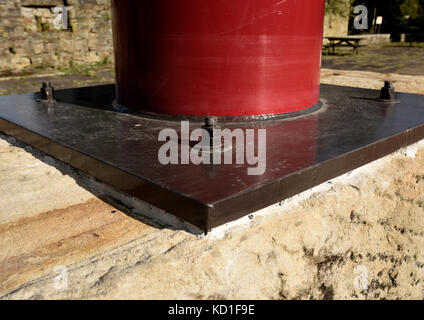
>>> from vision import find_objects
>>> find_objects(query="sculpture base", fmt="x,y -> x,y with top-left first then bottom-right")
1,84 -> 423,232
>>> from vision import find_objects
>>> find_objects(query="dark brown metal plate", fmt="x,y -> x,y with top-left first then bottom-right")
0,84 -> 423,232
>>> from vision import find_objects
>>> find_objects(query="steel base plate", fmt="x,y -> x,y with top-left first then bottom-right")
1,84 -> 424,232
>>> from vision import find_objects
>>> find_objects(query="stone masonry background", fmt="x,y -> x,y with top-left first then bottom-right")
0,0 -> 113,76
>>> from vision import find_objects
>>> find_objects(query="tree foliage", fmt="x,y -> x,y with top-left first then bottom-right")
352,0 -> 424,32
400,0 -> 424,19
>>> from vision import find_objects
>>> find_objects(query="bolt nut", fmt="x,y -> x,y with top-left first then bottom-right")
205,117 -> 218,128
379,81 -> 395,101
40,81 -> 56,103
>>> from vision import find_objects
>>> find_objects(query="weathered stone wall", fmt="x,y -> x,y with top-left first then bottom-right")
347,34 -> 392,45
324,13 -> 349,37
0,0 -> 113,76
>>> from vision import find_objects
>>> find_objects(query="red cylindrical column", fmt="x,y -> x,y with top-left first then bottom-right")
111,0 -> 325,118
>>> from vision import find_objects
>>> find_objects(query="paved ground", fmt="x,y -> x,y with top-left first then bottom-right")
321,69 -> 424,95
0,64 -> 114,96
322,43 -> 424,76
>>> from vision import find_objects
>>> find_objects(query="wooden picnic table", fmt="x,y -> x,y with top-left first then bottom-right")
325,37 -> 364,55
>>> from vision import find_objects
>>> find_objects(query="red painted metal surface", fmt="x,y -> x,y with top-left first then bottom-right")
111,0 -> 325,117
